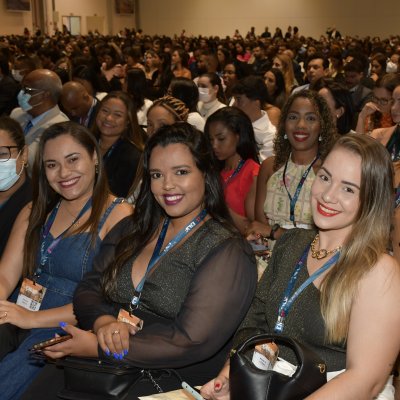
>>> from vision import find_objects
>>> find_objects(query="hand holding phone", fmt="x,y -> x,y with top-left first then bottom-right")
30,334 -> 72,352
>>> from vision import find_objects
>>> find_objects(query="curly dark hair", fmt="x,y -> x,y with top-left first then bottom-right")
273,90 -> 338,170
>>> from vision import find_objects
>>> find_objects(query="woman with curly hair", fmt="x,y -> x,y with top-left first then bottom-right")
246,90 -> 338,252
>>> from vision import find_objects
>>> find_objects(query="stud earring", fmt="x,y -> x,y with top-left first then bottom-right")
318,136 -> 322,142
284,133 -> 288,139
95,163 -> 99,174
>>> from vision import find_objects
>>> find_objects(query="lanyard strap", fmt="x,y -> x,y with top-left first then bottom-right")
274,245 -> 340,334
129,209 -> 208,312
223,159 -> 245,187
283,155 -> 318,227
103,138 -> 122,161
38,198 -> 92,271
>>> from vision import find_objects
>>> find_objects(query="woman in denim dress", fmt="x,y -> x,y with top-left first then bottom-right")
0,121 -> 132,399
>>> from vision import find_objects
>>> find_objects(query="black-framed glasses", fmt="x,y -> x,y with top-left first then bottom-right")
22,86 -> 42,95
0,146 -> 19,162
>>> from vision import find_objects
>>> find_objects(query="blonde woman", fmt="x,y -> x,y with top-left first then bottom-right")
202,134 -> 400,400
272,53 -> 297,96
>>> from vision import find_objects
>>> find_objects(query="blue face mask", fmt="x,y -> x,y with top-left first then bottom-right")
17,90 -> 33,111
17,90 -> 43,112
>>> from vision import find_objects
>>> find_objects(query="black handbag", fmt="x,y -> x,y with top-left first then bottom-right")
230,334 -> 327,400
56,356 -> 144,400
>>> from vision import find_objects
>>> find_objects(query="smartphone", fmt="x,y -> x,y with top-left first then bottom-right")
30,334 -> 72,352
182,382 -> 204,400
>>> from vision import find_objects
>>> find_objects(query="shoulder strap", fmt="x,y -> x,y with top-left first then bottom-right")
97,197 -> 124,233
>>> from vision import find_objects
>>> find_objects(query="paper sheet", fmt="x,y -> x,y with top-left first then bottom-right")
139,388 -> 199,399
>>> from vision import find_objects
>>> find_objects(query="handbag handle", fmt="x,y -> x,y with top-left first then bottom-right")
234,333 -> 326,374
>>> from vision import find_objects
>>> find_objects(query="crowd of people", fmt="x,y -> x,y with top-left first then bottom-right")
0,24 -> 399,399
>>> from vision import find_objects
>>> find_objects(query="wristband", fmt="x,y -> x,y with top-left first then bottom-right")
269,223 -> 280,241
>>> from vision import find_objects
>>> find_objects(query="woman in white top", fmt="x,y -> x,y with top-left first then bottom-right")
169,77 -> 205,132
198,73 -> 226,120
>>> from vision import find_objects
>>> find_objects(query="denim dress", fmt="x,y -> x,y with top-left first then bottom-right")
0,198 -> 122,400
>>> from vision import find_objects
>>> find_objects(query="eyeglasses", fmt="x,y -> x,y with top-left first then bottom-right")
0,146 -> 19,162
372,96 -> 393,106
22,86 -> 42,95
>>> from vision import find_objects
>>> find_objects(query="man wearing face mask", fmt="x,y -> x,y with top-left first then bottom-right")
10,69 -> 69,170
0,54 -> 20,116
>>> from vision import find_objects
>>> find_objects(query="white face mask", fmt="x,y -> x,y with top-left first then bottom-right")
386,61 -> 398,73
198,87 -> 212,103
12,69 -> 23,82
0,151 -> 23,191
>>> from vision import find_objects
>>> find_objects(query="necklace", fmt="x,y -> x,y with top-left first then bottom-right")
62,202 -> 82,227
310,234 -> 342,260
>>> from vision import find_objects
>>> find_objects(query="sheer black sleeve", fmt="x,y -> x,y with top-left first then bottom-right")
119,238 -> 257,369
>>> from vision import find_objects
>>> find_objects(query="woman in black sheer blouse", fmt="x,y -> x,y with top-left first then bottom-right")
24,122 -> 257,399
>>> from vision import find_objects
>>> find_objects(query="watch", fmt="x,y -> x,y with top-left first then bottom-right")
269,223 -> 280,241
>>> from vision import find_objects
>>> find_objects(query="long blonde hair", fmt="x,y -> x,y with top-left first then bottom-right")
320,134 -> 394,343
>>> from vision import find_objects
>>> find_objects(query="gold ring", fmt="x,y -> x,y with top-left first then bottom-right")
3,311 -> 7,319
112,330 -> 120,335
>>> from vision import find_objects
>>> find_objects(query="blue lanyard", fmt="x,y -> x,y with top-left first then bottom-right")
38,198 -> 92,273
283,155 -> 318,227
103,138 -> 122,161
223,159 -> 245,187
129,209 -> 208,312
274,244 -> 340,334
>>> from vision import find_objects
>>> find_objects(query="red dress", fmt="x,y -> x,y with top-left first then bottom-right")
220,159 -> 260,217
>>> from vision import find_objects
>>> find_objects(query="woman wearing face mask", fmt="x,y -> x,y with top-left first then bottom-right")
92,91 -> 146,198
169,77 -> 205,132
198,73 -> 226,120
0,117 -> 31,258
0,122 -> 132,399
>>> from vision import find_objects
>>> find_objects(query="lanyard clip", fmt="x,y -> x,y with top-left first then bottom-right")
129,291 -> 141,314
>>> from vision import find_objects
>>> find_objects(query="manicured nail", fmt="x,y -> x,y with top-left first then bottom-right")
215,382 -> 221,390
59,322 -> 67,328
124,349 -> 128,356
113,353 -> 118,359
105,349 -> 110,356
119,353 -> 124,359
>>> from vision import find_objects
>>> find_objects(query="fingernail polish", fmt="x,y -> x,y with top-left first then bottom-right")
105,349 -> 110,356
113,353 -> 118,359
120,353 -> 124,359
124,349 -> 128,356
59,322 -> 67,328
215,382 -> 221,390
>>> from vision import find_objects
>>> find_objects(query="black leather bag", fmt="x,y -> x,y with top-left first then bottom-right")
230,334 -> 327,400
56,356 -> 144,400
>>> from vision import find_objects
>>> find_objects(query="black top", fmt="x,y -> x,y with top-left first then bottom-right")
0,177 -> 32,258
233,228 -> 346,371
73,217 -> 257,383
103,138 -> 142,198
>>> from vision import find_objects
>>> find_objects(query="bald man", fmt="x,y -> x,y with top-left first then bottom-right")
60,81 -> 99,129
11,69 -> 69,169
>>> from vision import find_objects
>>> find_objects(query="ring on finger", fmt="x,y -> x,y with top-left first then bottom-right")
2,311 -> 7,319
112,330 -> 120,335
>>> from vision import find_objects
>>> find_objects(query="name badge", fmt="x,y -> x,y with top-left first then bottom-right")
117,308 -> 143,331
16,278 -> 47,311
